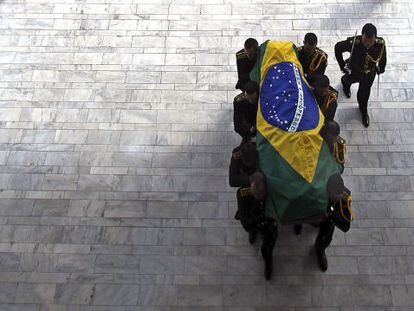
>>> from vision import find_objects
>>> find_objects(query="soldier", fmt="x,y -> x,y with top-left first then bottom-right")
236,38 -> 259,91
233,81 -> 259,142
236,171 -> 277,280
296,123 -> 347,236
315,174 -> 353,271
335,23 -> 386,127
312,74 -> 338,122
297,33 -> 328,83
229,141 -> 257,188
321,120 -> 340,153
320,120 -> 346,171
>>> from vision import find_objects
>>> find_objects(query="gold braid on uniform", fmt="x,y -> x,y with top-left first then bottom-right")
322,92 -> 336,112
236,51 -> 247,60
309,50 -> 327,72
363,38 -> 385,72
333,137 -> 346,165
235,93 -> 246,102
339,193 -> 354,222
232,150 -> 241,160
240,187 -> 252,197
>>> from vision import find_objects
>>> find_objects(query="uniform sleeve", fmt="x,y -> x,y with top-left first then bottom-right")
316,57 -> 328,75
379,44 -> 387,74
236,57 -> 251,90
233,101 -> 251,138
229,158 -> 251,188
334,39 -> 352,69
236,54 -> 243,79
324,101 -> 337,122
297,50 -> 305,70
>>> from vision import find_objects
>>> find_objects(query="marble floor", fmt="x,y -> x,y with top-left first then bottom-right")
0,0 -> 414,310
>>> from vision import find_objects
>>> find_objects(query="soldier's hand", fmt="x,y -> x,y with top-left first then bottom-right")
376,67 -> 385,75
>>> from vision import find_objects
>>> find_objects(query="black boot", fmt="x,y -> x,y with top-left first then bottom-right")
362,113 -> 370,128
248,230 -> 257,244
264,256 -> 273,280
315,246 -> 328,271
294,224 -> 303,235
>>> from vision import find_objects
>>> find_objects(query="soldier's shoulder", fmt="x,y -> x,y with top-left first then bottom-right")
232,146 -> 242,160
238,187 -> 252,197
347,35 -> 362,45
315,47 -> 327,58
338,135 -> 346,144
236,49 -> 247,59
234,92 -> 246,103
375,37 -> 386,46
329,86 -> 339,99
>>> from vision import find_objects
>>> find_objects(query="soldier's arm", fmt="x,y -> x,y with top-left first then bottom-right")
236,56 -> 251,90
233,102 -> 251,138
379,43 -> 387,74
237,60 -> 250,81
236,188 -> 250,223
316,57 -> 328,75
334,39 -> 352,70
229,159 -> 250,188
236,55 -> 244,78
324,102 -> 337,122
297,49 -> 306,70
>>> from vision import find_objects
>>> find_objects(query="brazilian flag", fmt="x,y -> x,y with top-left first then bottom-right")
250,40 -> 342,224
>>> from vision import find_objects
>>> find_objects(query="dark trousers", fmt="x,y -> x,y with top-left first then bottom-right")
314,218 -> 335,255
260,223 -> 278,261
341,70 -> 376,115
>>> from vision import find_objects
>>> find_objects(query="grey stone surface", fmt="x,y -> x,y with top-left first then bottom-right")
0,0 -> 413,309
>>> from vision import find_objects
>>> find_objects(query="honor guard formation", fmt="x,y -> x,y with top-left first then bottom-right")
229,23 -> 385,281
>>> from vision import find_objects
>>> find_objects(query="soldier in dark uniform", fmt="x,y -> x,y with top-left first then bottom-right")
335,23 -> 387,127
229,141 -> 258,243
324,121 -> 347,168
235,38 -> 259,91
233,81 -> 259,142
321,120 -> 340,153
297,33 -> 328,83
236,171 -> 277,280
320,120 -> 346,172
312,74 -> 338,122
315,174 -> 353,271
229,141 -> 257,188
295,121 -> 346,236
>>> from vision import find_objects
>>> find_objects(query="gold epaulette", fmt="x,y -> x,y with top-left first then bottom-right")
236,50 -> 247,60
232,150 -> 241,160
240,187 -> 252,197
348,35 -> 361,46
338,136 -> 346,145
234,93 -> 246,102
376,37 -> 385,45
